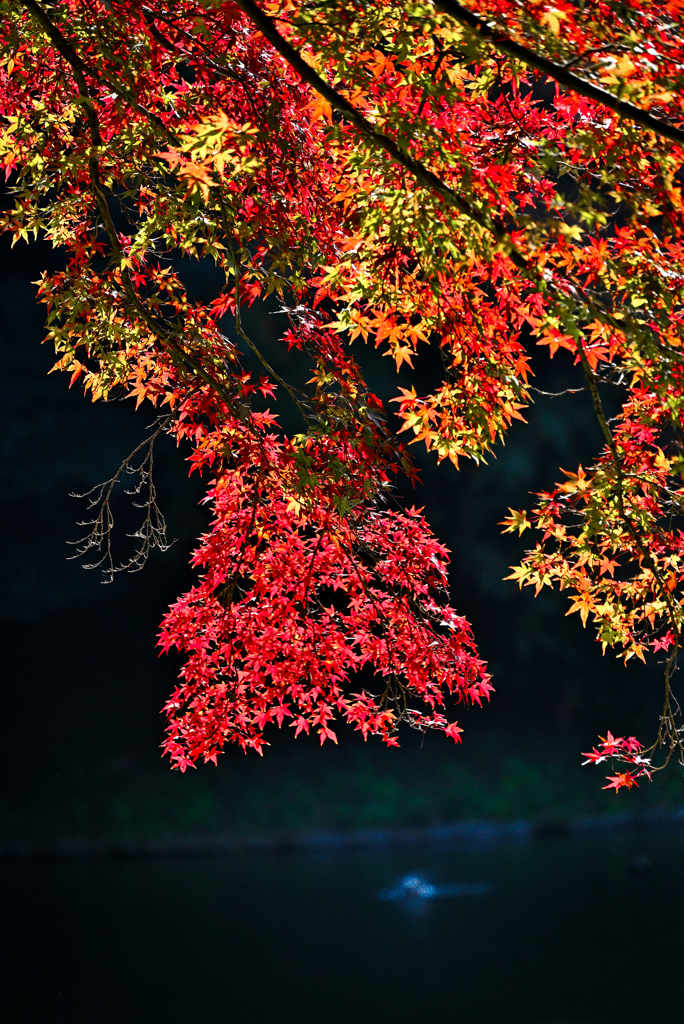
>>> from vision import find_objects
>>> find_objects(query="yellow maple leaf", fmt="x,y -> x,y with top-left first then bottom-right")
541,9 -> 568,36
500,509 -> 531,535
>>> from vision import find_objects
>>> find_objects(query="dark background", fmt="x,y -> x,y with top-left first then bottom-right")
1,226 -> 680,850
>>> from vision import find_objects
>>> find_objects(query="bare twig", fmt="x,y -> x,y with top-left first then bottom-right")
68,415 -> 175,581
529,385 -> 587,397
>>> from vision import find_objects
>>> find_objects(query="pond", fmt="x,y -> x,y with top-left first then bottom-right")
4,829 -> 683,1023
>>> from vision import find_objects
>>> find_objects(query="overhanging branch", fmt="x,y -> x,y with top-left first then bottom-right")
232,0 -> 527,270
435,0 -> 684,145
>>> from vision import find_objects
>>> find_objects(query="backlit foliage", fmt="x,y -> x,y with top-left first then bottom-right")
2,0 -> 684,785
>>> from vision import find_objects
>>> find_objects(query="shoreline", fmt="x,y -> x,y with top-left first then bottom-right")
3,805 -> 684,863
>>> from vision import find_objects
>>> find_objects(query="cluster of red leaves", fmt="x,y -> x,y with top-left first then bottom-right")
160,411 -> 491,764
582,732 -> 649,791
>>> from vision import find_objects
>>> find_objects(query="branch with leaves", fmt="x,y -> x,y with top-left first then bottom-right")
3,0 -> 684,782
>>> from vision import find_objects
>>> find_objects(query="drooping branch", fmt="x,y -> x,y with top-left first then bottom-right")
18,0 -> 246,407
575,339 -> 684,768
435,0 -> 684,145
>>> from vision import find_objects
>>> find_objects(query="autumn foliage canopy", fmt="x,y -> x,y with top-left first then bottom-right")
3,0 -> 684,787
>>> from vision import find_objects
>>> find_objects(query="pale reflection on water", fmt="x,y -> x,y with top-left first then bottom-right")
377,873 -> 492,900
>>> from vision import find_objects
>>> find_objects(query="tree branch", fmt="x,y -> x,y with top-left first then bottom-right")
18,2 -> 246,405
434,0 -> 684,145
17,0 -> 179,144
69,415 -> 175,580
231,0 -> 528,270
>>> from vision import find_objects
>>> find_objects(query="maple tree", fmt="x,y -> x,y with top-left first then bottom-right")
2,0 -> 684,789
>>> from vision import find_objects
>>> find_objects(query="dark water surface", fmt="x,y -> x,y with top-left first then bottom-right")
3,830 -> 683,1023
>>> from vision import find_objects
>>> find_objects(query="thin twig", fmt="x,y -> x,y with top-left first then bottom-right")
575,338 -> 684,767
530,385 -> 587,397
69,415 -> 175,580
18,0 -> 179,144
